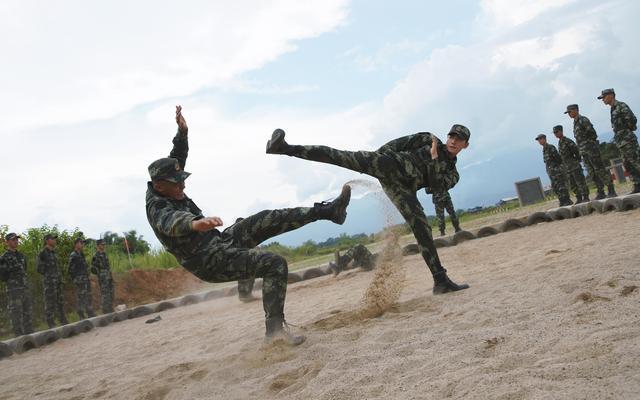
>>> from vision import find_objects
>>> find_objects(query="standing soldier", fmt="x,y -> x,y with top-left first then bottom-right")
91,239 -> 114,314
37,234 -> 68,328
553,125 -> 590,203
535,134 -> 573,206
430,189 -> 462,236
0,233 -> 34,337
331,244 -> 377,276
598,88 -> 640,194
68,238 -> 95,319
565,104 -> 617,199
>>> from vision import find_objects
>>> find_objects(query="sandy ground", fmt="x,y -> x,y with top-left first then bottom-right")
1,209 -> 639,400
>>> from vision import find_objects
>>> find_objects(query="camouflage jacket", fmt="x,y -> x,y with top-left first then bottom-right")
573,115 -> 600,151
0,250 -> 29,291
611,100 -> 637,144
377,132 -> 460,192
37,247 -> 62,278
146,130 -> 225,265
431,190 -> 452,206
91,252 -> 112,279
542,143 -> 563,170
557,136 -> 581,168
68,250 -> 90,281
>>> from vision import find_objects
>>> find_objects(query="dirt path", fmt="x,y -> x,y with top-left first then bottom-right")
0,209 -> 638,400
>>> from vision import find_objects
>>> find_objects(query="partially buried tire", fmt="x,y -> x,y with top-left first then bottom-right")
499,218 -> 526,232
130,305 -> 154,318
452,230 -> 476,245
203,289 -> 224,301
156,301 -> 178,312
74,320 -> 94,334
9,335 -> 37,353
179,294 -> 202,306
112,309 -> 132,322
302,268 -> 325,280
401,243 -> 420,256
434,238 -> 451,248
602,198 -> 623,212
621,194 -> 640,211
34,330 -> 60,347
0,342 -> 13,359
526,212 -> 551,225
57,324 -> 78,338
287,273 -> 303,283
476,226 -> 499,238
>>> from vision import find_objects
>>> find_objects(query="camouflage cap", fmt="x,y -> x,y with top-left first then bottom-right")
148,157 -> 191,183
44,233 -> 57,241
553,125 -> 563,132
74,237 -> 87,244
597,88 -> 615,99
535,134 -> 546,141
448,124 -> 470,142
564,104 -> 579,114
5,232 -> 20,240
96,239 -> 105,245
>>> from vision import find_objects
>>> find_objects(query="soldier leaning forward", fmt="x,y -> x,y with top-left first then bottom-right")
331,244 -> 378,276
599,88 -> 640,194
536,134 -> 572,206
0,233 -> 34,337
266,125 -> 471,295
91,239 -> 114,314
37,234 -> 69,328
566,104 -> 617,199
146,106 -> 355,346
430,189 -> 461,236
68,238 -> 95,319
553,125 -> 590,203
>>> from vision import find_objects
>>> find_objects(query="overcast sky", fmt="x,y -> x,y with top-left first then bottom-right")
1,0 -> 639,247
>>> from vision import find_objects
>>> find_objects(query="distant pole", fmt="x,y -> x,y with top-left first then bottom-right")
123,233 -> 133,269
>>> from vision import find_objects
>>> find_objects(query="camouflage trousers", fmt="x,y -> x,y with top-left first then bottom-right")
43,276 -> 67,325
342,244 -> 377,270
565,164 -> 589,198
237,278 -> 255,299
72,275 -> 94,319
6,288 -> 33,337
614,130 -> 640,185
286,144 -> 445,276
97,274 -> 114,314
547,166 -> 571,202
580,144 -> 613,191
185,207 -> 321,320
432,192 -> 460,235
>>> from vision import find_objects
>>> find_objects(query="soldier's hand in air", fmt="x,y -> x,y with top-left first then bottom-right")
192,217 -> 224,232
430,137 -> 439,160
176,105 -> 188,133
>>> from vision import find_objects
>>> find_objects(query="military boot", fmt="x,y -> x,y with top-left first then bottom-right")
265,316 -> 306,346
575,194 -> 584,204
78,311 -> 86,320
632,184 -> 640,194
265,129 -> 291,154
595,189 -> 606,200
46,318 -> 56,329
559,197 -> 573,207
313,184 -> 351,224
607,184 -> 617,198
439,230 -> 445,237
432,269 -> 470,295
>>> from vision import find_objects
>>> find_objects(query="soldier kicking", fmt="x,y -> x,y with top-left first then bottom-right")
266,125 -> 471,294
146,106 -> 351,346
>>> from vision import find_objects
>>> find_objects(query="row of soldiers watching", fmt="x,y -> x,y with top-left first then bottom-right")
0,233 -> 114,337
536,88 -> 640,205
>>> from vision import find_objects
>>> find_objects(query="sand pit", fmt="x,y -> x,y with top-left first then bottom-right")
0,209 -> 639,399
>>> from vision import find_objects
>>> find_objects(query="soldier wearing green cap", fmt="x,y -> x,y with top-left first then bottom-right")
68,238 -> 95,319
266,124 -> 471,294
146,106 -> 352,346
565,104 -> 617,199
553,125 -> 589,203
37,234 -> 68,328
535,134 -> 572,206
91,239 -> 114,313
0,233 -> 34,337
598,88 -> 640,193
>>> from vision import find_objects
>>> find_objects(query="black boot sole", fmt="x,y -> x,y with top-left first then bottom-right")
433,283 -> 470,295
266,129 -> 286,154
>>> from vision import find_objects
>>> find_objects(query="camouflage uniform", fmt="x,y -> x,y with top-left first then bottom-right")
37,247 -> 68,327
558,136 -> 589,200
281,131 -> 461,278
430,190 -> 461,236
91,251 -> 114,313
0,250 -> 34,336
336,244 -> 377,272
573,115 -> 613,193
68,250 -> 95,319
541,142 -> 571,204
146,129 -> 337,324
610,100 -> 640,186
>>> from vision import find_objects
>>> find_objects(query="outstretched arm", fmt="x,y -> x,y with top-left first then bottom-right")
169,105 -> 190,170
377,132 -> 434,153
